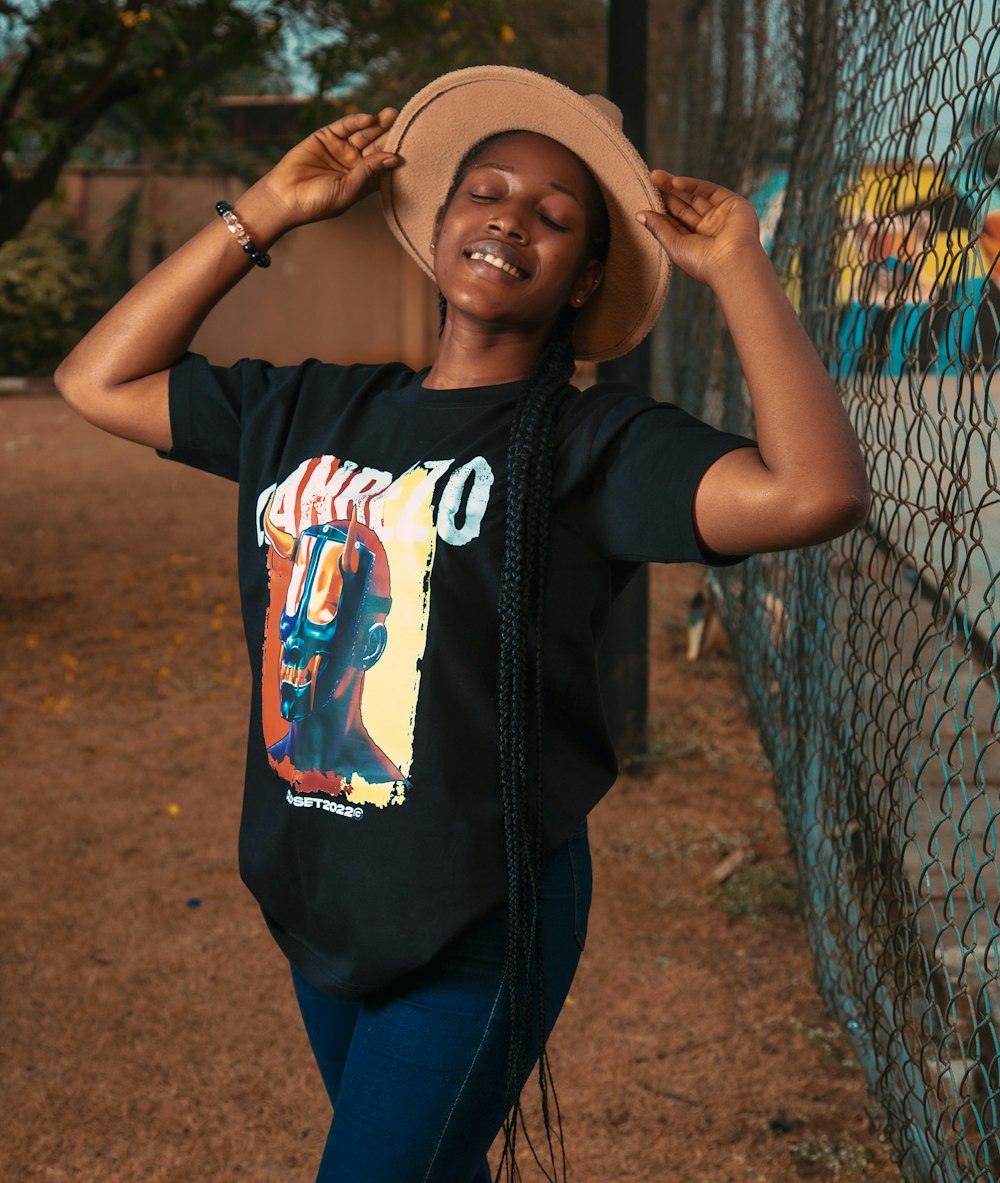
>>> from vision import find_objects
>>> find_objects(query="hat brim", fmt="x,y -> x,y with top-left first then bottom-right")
380,66 -> 670,363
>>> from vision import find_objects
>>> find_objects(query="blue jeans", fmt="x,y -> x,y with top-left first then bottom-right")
291,820 -> 592,1183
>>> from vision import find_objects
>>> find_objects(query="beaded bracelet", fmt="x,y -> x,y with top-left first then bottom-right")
215,200 -> 271,268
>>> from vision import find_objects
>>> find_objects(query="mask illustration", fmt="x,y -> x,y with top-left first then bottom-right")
262,493 -> 404,792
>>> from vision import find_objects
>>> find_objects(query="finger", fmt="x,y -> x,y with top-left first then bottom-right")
362,128 -> 399,158
649,172 -> 714,217
636,209 -> 693,250
360,108 -> 399,155
347,149 -> 402,194
656,171 -> 736,206
650,170 -> 700,194
340,107 -> 397,144
348,122 -> 389,151
328,111 -> 383,139
662,193 -> 704,228
682,178 -> 739,207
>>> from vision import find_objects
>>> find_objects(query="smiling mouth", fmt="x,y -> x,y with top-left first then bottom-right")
467,250 -> 528,279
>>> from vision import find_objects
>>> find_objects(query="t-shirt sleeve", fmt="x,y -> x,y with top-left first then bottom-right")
158,351 -> 291,482
583,401 -> 759,566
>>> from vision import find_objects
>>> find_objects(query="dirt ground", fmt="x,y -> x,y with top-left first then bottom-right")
2,394 -> 903,1183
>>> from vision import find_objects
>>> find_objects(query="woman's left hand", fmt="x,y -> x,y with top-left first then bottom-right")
638,171 -> 763,288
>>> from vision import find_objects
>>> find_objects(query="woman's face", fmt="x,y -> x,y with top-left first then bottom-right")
432,132 -> 605,337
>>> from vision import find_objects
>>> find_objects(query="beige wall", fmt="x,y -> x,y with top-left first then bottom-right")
60,166 -> 441,371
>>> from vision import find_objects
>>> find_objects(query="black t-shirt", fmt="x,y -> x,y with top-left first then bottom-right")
161,353 -> 757,999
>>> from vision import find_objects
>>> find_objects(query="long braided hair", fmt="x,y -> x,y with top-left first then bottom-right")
439,133 -> 611,1181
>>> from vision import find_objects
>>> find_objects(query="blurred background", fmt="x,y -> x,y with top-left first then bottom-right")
4,3 -> 1000,1181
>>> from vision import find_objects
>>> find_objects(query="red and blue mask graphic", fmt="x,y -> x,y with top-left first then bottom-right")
262,495 -> 404,792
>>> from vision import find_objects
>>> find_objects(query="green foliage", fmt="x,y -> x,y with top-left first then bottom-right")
0,0 -> 608,247
0,0 -> 610,371
0,219 -> 105,376
297,0 -> 606,123
2,1 -> 284,165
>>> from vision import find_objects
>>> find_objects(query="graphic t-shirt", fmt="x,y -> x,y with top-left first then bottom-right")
161,353 -> 758,998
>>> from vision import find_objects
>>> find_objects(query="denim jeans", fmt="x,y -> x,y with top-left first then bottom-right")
291,820 -> 592,1183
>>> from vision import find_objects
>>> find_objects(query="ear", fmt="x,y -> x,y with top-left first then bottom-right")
430,206 -> 444,254
569,259 -> 604,309
360,622 -> 388,670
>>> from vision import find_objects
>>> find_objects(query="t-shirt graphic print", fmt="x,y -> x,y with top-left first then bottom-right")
257,450 -> 495,808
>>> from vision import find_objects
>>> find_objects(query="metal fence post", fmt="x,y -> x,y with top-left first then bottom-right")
598,0 -> 651,761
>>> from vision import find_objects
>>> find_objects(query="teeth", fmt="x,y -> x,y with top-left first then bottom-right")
281,664 -> 312,688
469,251 -> 524,277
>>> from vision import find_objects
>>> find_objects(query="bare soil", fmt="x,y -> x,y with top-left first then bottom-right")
1,395 -> 903,1182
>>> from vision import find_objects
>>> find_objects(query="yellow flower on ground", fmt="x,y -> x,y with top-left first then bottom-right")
499,24 -> 516,44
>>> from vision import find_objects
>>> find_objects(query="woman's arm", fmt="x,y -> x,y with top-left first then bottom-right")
53,109 -> 400,451
639,172 -> 871,556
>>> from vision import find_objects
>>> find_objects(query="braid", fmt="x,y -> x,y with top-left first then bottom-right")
494,307 -> 577,1183
435,129 -> 610,1181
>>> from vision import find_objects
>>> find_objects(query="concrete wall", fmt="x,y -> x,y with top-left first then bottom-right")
60,166 -> 441,371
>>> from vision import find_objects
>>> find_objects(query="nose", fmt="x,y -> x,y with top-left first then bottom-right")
487,204 -> 528,242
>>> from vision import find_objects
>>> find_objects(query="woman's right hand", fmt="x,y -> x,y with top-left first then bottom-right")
53,109 -> 402,452
254,108 -> 400,234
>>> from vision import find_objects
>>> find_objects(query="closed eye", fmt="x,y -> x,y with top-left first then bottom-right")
540,213 -> 569,231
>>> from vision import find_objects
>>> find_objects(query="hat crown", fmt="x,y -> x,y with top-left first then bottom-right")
583,94 -> 623,130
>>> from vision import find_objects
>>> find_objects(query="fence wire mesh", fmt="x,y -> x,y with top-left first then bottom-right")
653,1 -> 1000,1179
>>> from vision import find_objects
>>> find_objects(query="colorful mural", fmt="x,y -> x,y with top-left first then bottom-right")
748,156 -> 999,376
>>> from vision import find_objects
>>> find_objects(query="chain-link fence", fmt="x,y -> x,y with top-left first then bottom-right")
652,1 -> 1000,1179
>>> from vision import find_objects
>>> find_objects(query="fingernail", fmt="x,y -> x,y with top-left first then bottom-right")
636,213 -> 648,226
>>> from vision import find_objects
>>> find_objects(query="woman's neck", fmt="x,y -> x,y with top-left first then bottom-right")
421,317 -> 550,390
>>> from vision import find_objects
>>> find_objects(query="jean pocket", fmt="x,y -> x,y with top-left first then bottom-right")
567,827 -> 592,953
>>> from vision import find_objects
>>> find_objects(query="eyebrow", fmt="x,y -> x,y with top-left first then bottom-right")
472,162 -> 585,211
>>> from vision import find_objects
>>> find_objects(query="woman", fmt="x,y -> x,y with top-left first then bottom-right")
55,67 -> 870,1183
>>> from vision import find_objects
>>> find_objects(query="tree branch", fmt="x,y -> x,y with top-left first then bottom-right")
0,65 -> 146,248
0,40 -> 41,156
39,13 -> 137,123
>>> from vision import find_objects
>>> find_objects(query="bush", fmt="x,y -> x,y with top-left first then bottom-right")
0,221 -> 105,377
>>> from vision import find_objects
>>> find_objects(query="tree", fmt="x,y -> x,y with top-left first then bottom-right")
0,0 -> 607,250
0,216 -> 106,374
296,0 -> 606,117
0,1 -> 289,246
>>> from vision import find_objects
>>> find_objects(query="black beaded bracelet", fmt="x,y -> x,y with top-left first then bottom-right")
215,200 -> 271,268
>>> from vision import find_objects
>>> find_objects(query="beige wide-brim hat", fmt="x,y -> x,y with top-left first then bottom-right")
380,66 -> 670,363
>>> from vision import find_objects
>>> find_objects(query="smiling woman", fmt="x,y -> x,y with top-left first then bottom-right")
425,132 -> 608,383
52,65 -> 870,1183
